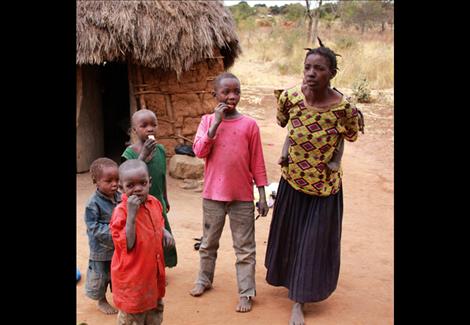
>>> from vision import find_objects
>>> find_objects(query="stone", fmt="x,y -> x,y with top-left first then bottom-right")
179,178 -> 203,190
169,154 -> 204,179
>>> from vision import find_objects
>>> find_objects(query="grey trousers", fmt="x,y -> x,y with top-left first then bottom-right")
195,199 -> 256,297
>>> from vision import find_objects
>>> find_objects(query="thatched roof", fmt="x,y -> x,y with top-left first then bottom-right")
76,0 -> 241,76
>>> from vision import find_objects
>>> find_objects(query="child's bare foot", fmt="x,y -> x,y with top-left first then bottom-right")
236,296 -> 252,312
97,297 -> 117,315
189,284 -> 210,297
289,302 -> 304,325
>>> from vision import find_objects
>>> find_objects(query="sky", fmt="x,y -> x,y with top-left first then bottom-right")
223,1 -> 308,7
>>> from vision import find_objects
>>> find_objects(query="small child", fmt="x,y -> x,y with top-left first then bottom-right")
121,109 -> 178,268
110,159 -> 175,325
189,72 -> 269,313
84,157 -> 121,314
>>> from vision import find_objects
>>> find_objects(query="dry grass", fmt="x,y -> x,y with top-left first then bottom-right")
230,18 -> 393,91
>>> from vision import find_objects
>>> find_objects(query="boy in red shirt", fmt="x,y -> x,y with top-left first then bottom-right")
189,72 -> 269,313
110,159 -> 175,325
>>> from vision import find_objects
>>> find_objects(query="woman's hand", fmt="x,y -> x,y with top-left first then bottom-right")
278,155 -> 289,166
326,161 -> 340,172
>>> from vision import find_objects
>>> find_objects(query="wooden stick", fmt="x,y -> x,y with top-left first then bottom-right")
135,66 -> 147,109
157,135 -> 194,144
76,66 -> 83,128
134,90 -> 211,95
158,117 -> 176,124
127,62 -> 138,117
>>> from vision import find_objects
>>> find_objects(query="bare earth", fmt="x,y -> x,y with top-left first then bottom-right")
76,86 -> 393,325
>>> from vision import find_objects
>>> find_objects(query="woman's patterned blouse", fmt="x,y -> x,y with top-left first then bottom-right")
277,85 -> 360,197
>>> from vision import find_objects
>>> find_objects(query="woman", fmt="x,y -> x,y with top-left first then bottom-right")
265,41 -> 361,325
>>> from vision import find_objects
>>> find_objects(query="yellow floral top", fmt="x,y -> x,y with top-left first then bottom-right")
277,85 -> 360,197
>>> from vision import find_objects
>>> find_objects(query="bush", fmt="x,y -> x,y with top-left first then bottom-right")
335,36 -> 356,49
281,3 -> 306,21
352,78 -> 372,103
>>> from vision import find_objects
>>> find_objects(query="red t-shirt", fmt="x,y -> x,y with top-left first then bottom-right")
110,194 -> 166,313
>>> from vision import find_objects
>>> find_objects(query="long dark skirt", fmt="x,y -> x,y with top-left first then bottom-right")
265,177 -> 344,303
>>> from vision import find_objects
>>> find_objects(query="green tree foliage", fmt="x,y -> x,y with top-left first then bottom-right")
338,0 -> 393,33
319,2 -> 339,19
228,1 -> 256,24
269,5 -> 281,15
255,4 -> 269,16
281,3 -> 306,21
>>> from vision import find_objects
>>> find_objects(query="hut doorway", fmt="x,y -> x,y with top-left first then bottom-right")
76,63 -> 131,172
101,62 -> 131,164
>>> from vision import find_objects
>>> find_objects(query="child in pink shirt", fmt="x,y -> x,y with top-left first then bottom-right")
189,72 -> 269,313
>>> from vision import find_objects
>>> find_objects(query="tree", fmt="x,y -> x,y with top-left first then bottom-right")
306,0 -> 323,45
338,0 -> 388,33
281,3 -> 305,21
319,2 -> 339,18
380,0 -> 394,32
228,1 -> 256,24
255,5 -> 269,16
269,5 -> 281,15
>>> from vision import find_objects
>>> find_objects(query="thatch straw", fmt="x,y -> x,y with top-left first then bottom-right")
76,0 -> 241,77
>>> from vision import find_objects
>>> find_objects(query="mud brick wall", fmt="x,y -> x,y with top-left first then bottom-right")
129,48 -> 225,156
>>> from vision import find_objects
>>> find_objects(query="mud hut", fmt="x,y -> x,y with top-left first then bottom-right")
76,0 -> 241,172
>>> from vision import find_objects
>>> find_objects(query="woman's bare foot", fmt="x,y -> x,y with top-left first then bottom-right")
189,283 -> 210,297
97,297 -> 117,315
236,296 -> 252,312
289,302 -> 304,325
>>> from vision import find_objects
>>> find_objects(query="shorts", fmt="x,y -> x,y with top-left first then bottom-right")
85,260 -> 112,300
117,300 -> 164,325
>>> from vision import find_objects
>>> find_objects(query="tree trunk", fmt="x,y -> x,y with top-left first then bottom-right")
305,0 -> 313,44
311,0 -> 323,44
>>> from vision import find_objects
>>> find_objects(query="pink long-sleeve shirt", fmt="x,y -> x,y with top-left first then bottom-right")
193,113 -> 268,202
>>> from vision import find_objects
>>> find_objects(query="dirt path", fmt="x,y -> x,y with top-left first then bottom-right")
76,86 -> 393,324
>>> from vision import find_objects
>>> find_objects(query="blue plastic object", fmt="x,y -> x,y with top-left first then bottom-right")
76,267 -> 81,283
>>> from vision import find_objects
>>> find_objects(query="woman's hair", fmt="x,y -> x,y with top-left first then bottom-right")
304,37 -> 341,73
90,157 -> 118,183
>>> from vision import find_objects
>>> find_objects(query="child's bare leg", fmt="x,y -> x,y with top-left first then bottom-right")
289,302 -> 304,325
97,296 -> 117,314
236,296 -> 252,312
189,283 -> 211,297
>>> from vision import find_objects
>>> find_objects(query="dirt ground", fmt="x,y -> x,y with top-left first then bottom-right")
76,86 -> 393,325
